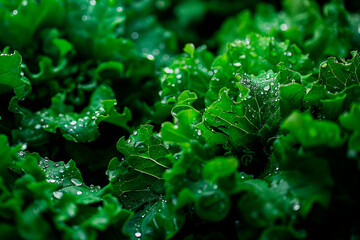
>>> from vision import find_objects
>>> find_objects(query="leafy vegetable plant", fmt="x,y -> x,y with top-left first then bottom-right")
0,0 -> 359,239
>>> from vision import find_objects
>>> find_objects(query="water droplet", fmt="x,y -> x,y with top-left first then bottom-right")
90,0 -> 96,5
164,67 -> 173,74
53,191 -> 63,199
21,143 -> 27,150
280,23 -> 288,31
264,86 -> 270,91
133,130 -> 138,135
82,15 -> 88,21
135,232 -> 142,238
233,62 -> 241,67
321,62 -> 328,68
147,54 -> 154,60
35,124 -> 42,129
162,54 -> 170,61
76,190 -> 83,195
131,32 -> 139,40
18,151 -> 25,156
293,203 -> 300,211
70,120 -> 76,125
12,10 -> 18,15
71,178 -> 83,187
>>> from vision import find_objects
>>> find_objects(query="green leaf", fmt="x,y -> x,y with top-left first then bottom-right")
0,50 -> 31,117
0,0 -> 65,49
318,52 -> 360,93
160,44 -> 214,102
65,0 -> 131,60
111,125 -> 171,210
203,156 -> 239,183
13,84 -> 131,144
236,175 -> 300,228
279,83 -> 306,117
0,134 -> 22,186
81,194 -> 132,231
171,90 -> 200,116
303,81 -> 358,120
163,136 -> 228,222
215,1 -> 355,62
124,199 -> 184,240
281,111 -> 344,148
22,29 -> 75,83
203,67 -> 291,151
259,225 -> 306,240
117,125 -> 171,179
17,152 -> 112,205
125,14 -> 177,67
95,61 -> 124,81
272,135 -> 334,212
206,34 -> 313,106
161,109 -> 202,145
0,51 -> 31,100
340,103 -> 360,151
160,90 -> 205,147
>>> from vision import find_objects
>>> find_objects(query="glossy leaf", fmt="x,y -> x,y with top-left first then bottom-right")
111,125 -> 171,210
318,51 -> 360,93
13,84 -> 131,144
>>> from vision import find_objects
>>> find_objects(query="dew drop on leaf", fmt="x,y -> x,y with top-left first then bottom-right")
53,191 -> 63,199
293,203 -> 300,211
71,178 -> 83,187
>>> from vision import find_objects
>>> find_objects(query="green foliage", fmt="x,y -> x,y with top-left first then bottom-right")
215,0 -> 360,63
0,49 -> 31,116
0,135 -> 132,240
13,84 -> 131,145
1,0 -> 360,239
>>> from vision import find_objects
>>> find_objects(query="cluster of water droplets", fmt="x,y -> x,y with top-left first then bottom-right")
133,198 -> 170,239
37,156 -> 103,200
28,100 -> 112,142
39,157 -> 71,187
160,47 -> 214,102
